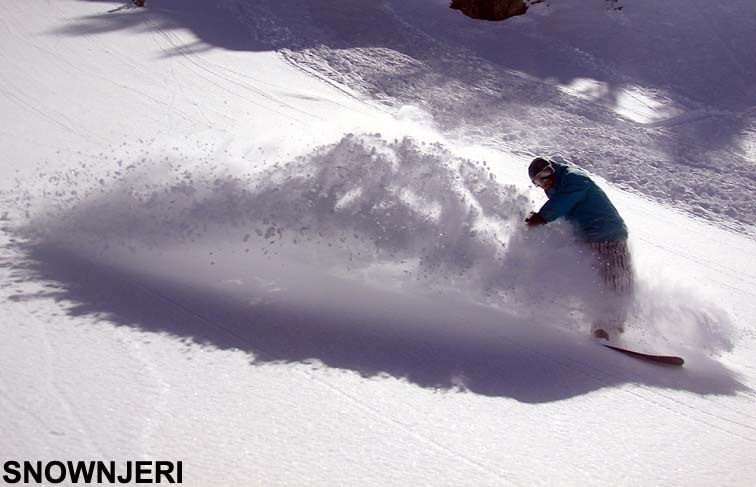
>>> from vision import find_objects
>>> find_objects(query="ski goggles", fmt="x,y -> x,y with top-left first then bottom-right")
531,165 -> 555,188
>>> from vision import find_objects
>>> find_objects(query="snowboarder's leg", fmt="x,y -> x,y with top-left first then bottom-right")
590,239 -> 633,339
593,239 -> 633,294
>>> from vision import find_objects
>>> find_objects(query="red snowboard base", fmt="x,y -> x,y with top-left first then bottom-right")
603,344 -> 685,366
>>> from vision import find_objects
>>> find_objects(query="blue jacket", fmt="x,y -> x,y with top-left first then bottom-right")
538,162 -> 628,242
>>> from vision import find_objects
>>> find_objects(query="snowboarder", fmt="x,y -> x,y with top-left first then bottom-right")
525,157 -> 633,340
133,0 -> 145,7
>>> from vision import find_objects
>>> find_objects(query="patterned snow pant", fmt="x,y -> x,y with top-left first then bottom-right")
589,239 -> 634,332
590,239 -> 633,295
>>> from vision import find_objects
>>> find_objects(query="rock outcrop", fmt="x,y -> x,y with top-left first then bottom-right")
449,0 -> 529,21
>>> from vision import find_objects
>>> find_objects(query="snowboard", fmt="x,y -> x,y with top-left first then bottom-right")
602,343 -> 684,366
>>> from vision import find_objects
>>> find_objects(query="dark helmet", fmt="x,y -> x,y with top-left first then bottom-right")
528,157 -> 552,180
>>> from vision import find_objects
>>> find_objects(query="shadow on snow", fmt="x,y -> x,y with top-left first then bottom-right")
7,239 -> 748,404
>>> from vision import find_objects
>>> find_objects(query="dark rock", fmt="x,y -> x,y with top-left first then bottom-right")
449,0 -> 529,21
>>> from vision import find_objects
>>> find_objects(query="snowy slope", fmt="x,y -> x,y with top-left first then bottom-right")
269,0 -> 756,231
2,1 -> 756,486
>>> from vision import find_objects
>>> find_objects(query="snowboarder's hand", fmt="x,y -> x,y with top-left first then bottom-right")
525,212 -> 546,227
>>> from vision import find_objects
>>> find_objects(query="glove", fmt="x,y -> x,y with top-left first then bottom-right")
525,212 -> 547,227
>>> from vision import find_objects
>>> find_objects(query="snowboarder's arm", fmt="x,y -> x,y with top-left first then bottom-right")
538,175 -> 589,222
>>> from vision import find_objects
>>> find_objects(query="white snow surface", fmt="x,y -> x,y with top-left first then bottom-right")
1,0 -> 756,485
